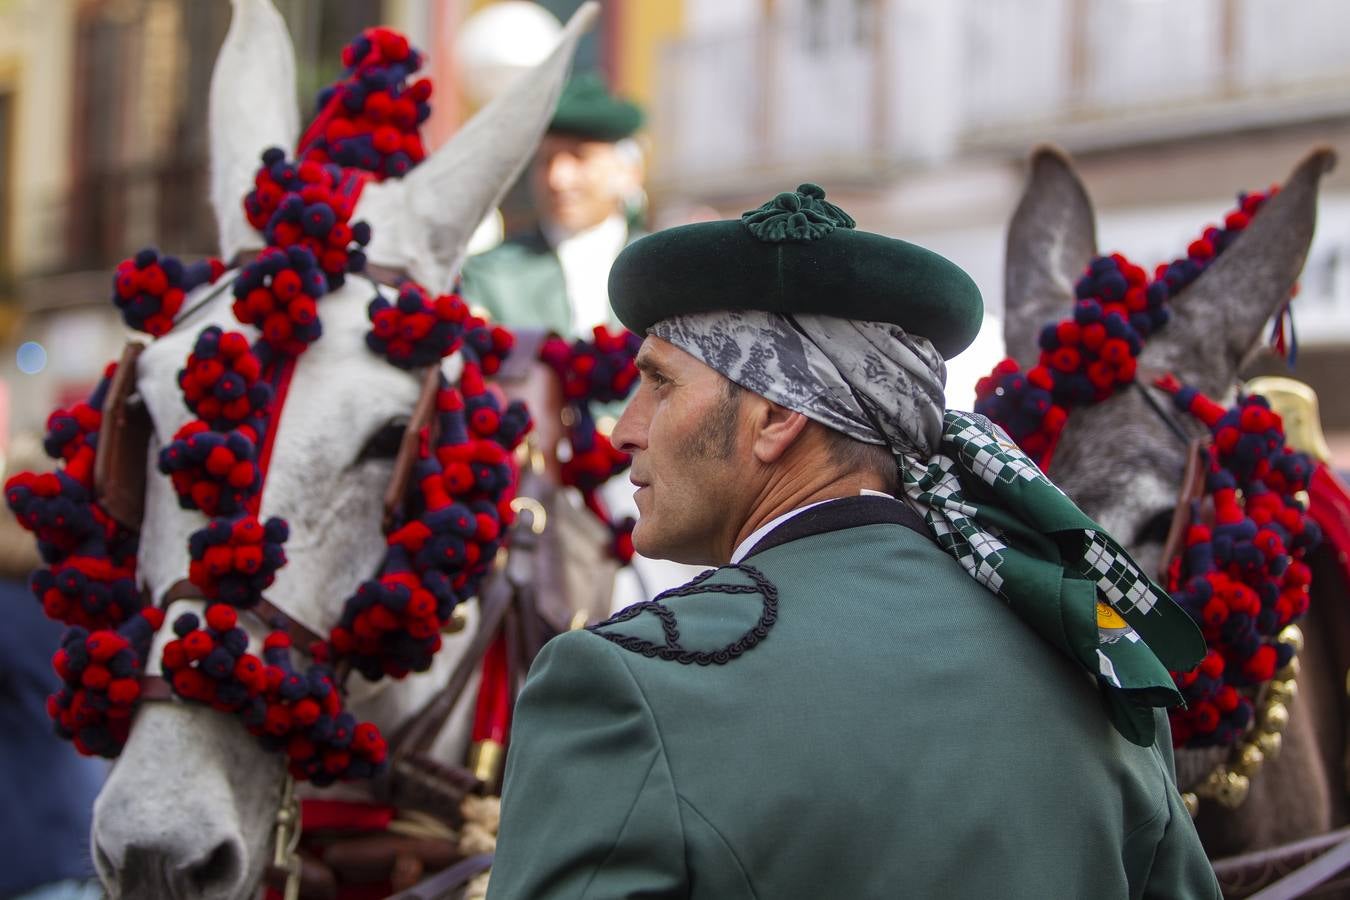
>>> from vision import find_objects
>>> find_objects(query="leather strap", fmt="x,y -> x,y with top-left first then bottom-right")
230,250 -> 409,290
1158,438 -> 1210,583
1213,826 -> 1350,899
384,500 -> 546,767
155,577 -> 326,650
138,579 -> 327,706
1243,832 -> 1350,900
382,853 -> 494,900
139,675 -> 173,702
96,342 -> 151,531
387,564 -> 519,763
385,366 -> 443,533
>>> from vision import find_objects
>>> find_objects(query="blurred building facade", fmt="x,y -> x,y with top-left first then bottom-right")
1,0 -> 1347,453
633,0 -> 1350,432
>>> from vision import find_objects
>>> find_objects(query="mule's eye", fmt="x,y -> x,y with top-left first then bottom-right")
1134,508 -> 1176,547
356,418 -> 408,464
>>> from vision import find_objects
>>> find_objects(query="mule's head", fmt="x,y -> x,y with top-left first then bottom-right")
90,1 -> 595,897
1003,145 -> 1335,577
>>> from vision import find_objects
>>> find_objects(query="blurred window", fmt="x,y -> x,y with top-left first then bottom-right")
0,91 -> 11,293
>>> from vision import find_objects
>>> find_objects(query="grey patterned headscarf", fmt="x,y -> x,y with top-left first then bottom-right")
653,311 -> 945,460
651,310 -> 1206,747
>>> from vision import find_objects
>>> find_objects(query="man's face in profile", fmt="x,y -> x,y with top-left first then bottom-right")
611,336 -> 746,566
531,133 -> 639,233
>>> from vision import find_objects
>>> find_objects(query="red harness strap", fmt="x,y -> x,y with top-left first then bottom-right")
1310,462 -> 1350,586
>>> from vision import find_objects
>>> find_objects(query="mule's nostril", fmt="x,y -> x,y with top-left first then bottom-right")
189,840 -> 242,895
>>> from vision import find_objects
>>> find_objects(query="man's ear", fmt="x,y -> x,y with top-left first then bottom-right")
750,401 -> 811,465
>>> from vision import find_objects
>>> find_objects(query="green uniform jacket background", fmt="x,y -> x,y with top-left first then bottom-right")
487,511 -> 1219,899
460,231 -> 574,335
459,229 -> 635,335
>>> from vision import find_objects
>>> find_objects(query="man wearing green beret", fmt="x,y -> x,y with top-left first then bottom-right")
486,184 -> 1220,899
459,72 -> 645,337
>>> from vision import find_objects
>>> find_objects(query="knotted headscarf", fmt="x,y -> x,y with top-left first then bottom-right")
651,310 -> 1206,747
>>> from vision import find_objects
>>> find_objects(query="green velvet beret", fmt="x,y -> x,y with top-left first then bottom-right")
608,184 -> 984,359
549,73 -> 644,142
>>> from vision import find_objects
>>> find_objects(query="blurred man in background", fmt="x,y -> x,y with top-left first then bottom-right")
462,73 -> 700,616
460,72 -> 645,337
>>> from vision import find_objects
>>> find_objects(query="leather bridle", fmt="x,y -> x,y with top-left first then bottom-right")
96,261 -> 526,898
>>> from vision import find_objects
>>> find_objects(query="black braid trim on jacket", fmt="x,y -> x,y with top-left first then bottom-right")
586,564 -> 778,666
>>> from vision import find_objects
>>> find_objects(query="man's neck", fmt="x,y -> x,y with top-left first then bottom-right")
719,468 -> 888,565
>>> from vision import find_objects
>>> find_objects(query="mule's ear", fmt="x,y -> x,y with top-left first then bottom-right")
1004,146 -> 1098,367
358,1 -> 599,291
1143,147 -> 1336,393
209,0 -> 299,263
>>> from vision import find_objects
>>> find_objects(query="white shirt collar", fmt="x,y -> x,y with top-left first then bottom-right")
728,489 -> 897,565
543,214 -> 628,336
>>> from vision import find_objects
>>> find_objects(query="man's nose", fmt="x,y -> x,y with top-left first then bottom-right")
546,154 -> 579,190
612,396 -> 646,455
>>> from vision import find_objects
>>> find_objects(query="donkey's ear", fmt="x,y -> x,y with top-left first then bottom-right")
209,0 -> 299,263
358,2 -> 599,292
1003,146 -> 1098,367
1143,147 -> 1336,394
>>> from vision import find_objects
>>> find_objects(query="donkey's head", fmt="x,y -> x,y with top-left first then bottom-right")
1002,145 -> 1335,577
88,2 -> 595,897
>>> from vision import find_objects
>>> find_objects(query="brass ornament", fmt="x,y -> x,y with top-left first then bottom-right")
1268,678 -> 1297,706
1262,701 -> 1289,733
1196,768 -> 1250,809
442,604 -> 469,634
1186,626 -> 1302,816
1257,730 -> 1283,761
1278,623 -> 1305,654
1235,743 -> 1265,776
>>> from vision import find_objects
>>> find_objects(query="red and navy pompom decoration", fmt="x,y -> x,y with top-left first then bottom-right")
976,188 -> 1280,469
160,604 -> 266,717
300,28 -> 431,179
461,315 -> 516,376
254,632 -> 388,783
158,421 -> 262,517
186,515 -> 290,609
539,326 -> 642,546
328,360 -> 531,680
177,327 -> 272,435
230,246 -> 331,360
113,248 -> 226,337
48,608 -> 164,758
366,282 -> 470,369
162,608 -> 386,784
6,366 -> 143,632
1156,378 -> 1320,748
540,326 -> 642,404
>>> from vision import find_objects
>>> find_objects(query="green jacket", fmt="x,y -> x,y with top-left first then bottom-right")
459,228 -> 640,336
488,496 -> 1218,899
460,231 -> 574,335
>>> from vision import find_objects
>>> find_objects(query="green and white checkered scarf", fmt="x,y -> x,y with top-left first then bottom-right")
652,311 -> 1206,746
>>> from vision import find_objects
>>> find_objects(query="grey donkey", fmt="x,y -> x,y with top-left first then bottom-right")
1003,145 -> 1350,860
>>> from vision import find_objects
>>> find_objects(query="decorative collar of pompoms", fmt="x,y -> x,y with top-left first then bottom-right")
4,26 -> 533,783
1155,378 -> 1318,778
975,188 -> 1280,469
